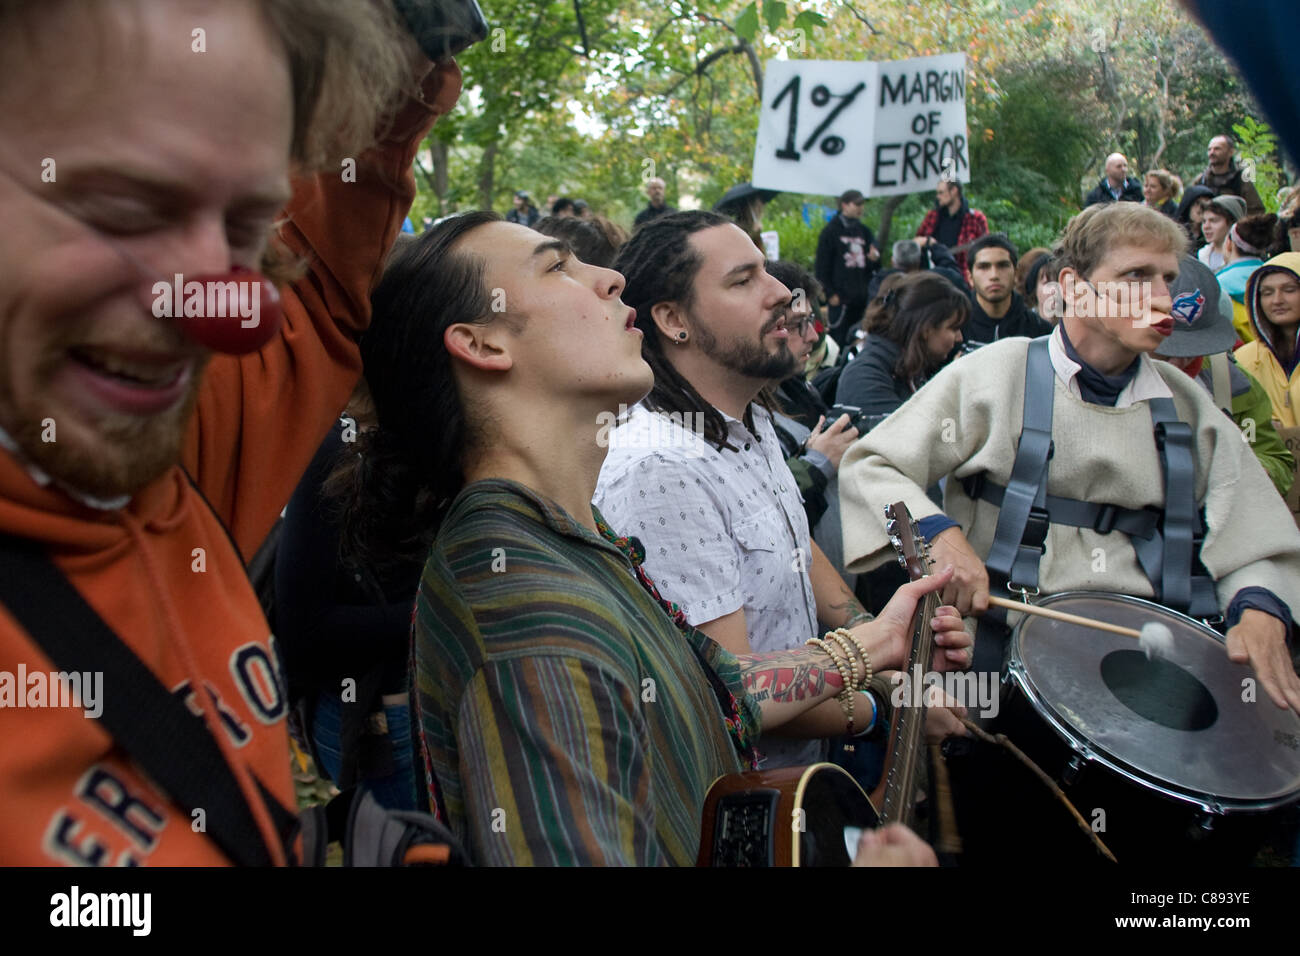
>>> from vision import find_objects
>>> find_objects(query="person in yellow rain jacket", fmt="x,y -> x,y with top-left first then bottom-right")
1236,252 -> 1300,427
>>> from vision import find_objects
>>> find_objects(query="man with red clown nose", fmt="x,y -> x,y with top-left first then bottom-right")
0,0 -> 466,866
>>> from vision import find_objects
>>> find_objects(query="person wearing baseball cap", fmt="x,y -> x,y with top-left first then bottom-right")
1155,255 -> 1294,494
814,188 -> 880,346
1198,194 -> 1246,271
507,189 -> 540,227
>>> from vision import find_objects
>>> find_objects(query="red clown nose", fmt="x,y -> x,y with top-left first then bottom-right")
160,267 -> 283,354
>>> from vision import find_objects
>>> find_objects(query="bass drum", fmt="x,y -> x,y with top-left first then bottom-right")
998,591 -> 1300,864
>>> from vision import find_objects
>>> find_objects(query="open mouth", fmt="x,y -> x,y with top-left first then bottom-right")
69,347 -> 188,388
64,346 -> 193,415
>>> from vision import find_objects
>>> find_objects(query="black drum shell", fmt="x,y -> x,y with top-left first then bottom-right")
945,591 -> 1300,865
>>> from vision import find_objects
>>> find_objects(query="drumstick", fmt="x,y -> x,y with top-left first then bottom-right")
985,595 -> 1175,658
986,595 -> 1142,637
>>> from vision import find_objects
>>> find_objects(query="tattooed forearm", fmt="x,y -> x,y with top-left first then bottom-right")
738,648 -> 844,704
822,579 -> 873,629
827,597 -> 873,628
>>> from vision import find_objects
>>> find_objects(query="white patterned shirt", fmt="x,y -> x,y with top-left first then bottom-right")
595,402 -> 823,767
596,401 -> 818,643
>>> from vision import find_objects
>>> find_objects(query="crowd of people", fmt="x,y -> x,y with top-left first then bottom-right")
2,0 -> 1299,872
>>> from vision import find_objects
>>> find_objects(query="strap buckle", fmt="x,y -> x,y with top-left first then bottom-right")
1023,506 -> 1050,552
1093,503 -> 1118,535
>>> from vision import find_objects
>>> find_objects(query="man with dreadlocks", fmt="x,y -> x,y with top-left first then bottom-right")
595,211 -> 906,769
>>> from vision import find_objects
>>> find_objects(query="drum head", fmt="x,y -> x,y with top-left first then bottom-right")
1011,592 -> 1300,807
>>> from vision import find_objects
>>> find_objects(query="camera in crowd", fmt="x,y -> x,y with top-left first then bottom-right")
826,404 -> 892,435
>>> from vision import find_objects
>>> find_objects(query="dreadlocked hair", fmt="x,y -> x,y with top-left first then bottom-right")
329,211 -> 505,577
613,209 -> 745,451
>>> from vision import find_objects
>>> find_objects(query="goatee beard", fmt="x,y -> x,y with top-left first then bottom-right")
693,311 -> 798,381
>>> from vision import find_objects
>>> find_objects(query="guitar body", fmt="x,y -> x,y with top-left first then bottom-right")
697,763 -> 880,867
699,502 -> 958,867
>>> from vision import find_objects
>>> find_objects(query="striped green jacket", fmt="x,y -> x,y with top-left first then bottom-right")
413,478 -> 761,866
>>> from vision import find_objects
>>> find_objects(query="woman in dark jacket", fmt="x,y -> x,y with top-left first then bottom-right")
1177,184 -> 1216,252
1143,169 -> 1180,218
834,272 -> 970,418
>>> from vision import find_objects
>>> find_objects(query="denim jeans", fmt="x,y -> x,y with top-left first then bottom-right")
312,691 -> 418,811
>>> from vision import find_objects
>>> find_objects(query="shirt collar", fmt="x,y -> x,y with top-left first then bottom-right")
451,477 -> 626,560
1047,326 -> 1172,408
717,402 -> 767,440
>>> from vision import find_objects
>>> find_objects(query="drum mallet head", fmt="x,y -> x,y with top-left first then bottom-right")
1139,622 -> 1174,660
986,594 -> 1173,658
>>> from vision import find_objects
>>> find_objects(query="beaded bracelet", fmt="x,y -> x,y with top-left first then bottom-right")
831,627 -> 874,688
826,630 -> 861,690
825,628 -> 869,693
806,637 -> 855,732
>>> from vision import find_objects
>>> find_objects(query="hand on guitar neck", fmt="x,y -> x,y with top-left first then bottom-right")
738,565 -> 972,736
867,563 -> 973,673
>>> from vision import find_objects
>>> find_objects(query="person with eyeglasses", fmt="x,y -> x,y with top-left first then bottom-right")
762,260 -> 858,541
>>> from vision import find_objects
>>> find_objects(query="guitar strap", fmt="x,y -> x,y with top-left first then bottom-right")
0,533 -> 300,866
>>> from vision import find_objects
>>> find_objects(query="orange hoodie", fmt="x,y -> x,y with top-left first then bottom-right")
0,62 -> 461,866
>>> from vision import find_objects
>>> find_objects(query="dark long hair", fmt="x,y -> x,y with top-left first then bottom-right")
614,209 -> 745,450
864,272 -> 969,383
330,211 -> 504,574
534,215 -> 625,268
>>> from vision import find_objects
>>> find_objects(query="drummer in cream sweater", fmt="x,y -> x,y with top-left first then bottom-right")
840,203 -> 1300,714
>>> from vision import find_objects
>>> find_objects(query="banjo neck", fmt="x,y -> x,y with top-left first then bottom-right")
875,502 -> 939,830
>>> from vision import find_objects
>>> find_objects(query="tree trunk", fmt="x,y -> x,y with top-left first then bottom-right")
477,141 -> 498,212
875,194 -> 907,253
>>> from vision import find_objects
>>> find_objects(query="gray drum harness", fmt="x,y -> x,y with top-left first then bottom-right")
963,337 -> 1219,649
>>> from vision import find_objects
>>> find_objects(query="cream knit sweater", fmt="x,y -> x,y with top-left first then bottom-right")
840,337 -> 1300,616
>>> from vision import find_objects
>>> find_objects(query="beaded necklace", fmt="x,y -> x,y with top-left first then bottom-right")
596,515 -> 760,770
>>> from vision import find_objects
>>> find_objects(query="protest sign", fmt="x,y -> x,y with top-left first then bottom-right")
753,52 -> 968,198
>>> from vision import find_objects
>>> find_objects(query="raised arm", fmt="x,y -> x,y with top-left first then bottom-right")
182,61 -> 462,557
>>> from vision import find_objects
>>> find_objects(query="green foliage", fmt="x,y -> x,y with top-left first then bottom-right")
791,9 -> 826,32
762,203 -> 823,270
1233,117 -> 1283,214
762,0 -> 787,32
735,2 -> 759,42
971,65 -> 1099,206
408,0 -> 1280,254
